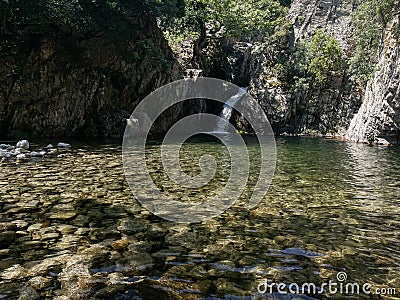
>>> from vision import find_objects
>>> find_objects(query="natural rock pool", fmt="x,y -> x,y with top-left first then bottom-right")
0,137 -> 399,299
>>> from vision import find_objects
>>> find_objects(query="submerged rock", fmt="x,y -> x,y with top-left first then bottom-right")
28,276 -> 52,290
111,239 -> 129,251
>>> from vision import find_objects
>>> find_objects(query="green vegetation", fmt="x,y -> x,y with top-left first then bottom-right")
1,0 -> 397,87
0,0 -> 182,58
349,0 -> 398,85
307,29 -> 345,84
270,30 -> 344,89
163,0 -> 288,68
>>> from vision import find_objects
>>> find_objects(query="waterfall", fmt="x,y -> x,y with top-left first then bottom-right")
213,87 -> 247,133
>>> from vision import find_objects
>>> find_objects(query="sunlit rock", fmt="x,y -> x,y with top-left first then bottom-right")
57,142 -> 71,148
16,140 -> 30,150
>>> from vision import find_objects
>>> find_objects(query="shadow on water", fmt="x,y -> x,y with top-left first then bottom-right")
0,137 -> 399,299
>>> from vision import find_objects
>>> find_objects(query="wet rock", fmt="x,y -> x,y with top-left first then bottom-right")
23,249 -> 49,261
56,224 -> 78,235
0,143 -> 13,149
127,241 -> 152,253
0,231 -> 16,246
1,264 -> 26,280
57,143 -> 71,148
0,149 -> 11,158
0,223 -> 17,231
18,285 -> 39,300
123,252 -> 154,274
41,232 -> 60,240
189,265 -> 208,279
0,248 -> 11,257
377,138 -> 391,146
16,140 -> 29,150
16,153 -> 27,160
15,231 -> 28,236
28,276 -> 52,290
117,219 -> 145,235
58,264 -> 92,298
29,151 -> 45,157
49,211 -> 77,220
111,239 -> 129,251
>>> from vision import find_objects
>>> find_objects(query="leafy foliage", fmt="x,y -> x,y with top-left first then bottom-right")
0,0 -> 178,58
164,0 -> 287,68
141,0 -> 185,27
349,0 -> 398,85
307,30 -> 345,84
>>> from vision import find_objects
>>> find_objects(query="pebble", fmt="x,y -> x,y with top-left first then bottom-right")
28,276 -> 52,290
111,239 -> 129,250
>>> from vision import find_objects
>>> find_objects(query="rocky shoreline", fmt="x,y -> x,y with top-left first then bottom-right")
0,140 -> 72,162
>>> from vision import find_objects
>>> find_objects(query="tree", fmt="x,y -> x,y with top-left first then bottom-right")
307,30 -> 345,85
165,0 -> 287,68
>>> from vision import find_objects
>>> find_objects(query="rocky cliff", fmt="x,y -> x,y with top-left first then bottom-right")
0,4 -> 184,138
246,0 -> 361,135
1,1 -> 399,142
289,0 -> 353,51
346,15 -> 400,145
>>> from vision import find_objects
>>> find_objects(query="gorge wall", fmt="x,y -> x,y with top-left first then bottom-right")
222,0 -> 399,144
246,0 -> 361,136
0,4 -> 186,138
346,15 -> 400,144
1,1 -> 399,143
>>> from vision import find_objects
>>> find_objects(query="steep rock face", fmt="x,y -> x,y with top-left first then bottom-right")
210,41 -> 255,87
0,9 -> 184,138
247,0 -> 360,135
249,58 -> 360,135
346,15 -> 400,144
289,0 -> 353,50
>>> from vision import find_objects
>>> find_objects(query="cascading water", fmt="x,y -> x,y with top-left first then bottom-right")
213,87 -> 248,133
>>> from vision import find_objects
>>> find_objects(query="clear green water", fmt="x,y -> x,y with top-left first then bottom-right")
0,137 -> 399,299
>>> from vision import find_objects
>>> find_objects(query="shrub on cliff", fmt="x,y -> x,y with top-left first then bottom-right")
307,30 -> 345,85
349,0 -> 399,85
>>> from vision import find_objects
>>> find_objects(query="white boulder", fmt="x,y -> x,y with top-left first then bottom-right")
16,140 -> 30,150
0,144 -> 13,150
57,142 -> 71,148
0,150 -> 10,158
16,153 -> 27,160
29,151 -> 43,157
